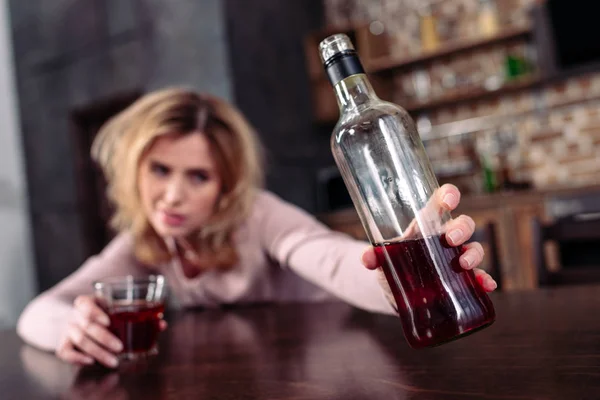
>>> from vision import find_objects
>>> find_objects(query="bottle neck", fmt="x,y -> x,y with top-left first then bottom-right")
324,50 -> 378,113
334,73 -> 379,112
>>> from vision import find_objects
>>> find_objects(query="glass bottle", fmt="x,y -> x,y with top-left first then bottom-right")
478,0 -> 500,37
319,34 -> 495,348
419,3 -> 440,52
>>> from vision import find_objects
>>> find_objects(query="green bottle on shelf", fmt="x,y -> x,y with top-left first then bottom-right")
481,153 -> 497,193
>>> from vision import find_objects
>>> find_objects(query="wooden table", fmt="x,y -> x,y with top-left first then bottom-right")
1,285 -> 599,399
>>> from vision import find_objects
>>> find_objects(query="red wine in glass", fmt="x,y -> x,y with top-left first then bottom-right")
107,300 -> 164,355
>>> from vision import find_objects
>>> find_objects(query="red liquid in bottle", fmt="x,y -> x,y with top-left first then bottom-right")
374,234 -> 495,348
107,301 -> 164,354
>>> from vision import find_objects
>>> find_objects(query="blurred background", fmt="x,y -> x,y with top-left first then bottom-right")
2,0 -> 600,328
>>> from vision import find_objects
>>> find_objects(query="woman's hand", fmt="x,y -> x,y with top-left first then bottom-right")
56,295 -> 168,368
360,184 -> 498,295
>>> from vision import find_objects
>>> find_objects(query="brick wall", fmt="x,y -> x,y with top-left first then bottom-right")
323,0 -> 600,191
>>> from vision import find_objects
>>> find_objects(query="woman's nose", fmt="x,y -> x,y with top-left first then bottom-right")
163,178 -> 185,206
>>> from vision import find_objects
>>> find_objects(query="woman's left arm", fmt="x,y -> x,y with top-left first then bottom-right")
258,191 -> 397,314
258,186 -> 496,316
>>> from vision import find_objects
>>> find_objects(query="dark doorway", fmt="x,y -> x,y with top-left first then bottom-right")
71,92 -> 141,258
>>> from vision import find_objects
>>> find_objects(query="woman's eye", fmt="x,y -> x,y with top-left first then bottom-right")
190,171 -> 208,183
150,163 -> 169,177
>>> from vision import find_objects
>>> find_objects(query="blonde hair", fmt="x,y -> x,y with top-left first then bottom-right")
91,88 -> 264,269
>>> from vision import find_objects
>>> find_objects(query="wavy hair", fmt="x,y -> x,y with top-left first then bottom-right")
91,88 -> 264,269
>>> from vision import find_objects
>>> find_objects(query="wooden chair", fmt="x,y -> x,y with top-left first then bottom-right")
532,216 -> 600,286
469,223 -> 502,290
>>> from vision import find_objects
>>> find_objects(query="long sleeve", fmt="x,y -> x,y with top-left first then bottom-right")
17,233 -> 150,352
258,192 -> 396,315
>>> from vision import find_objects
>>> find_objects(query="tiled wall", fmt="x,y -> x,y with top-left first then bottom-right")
323,0 -> 600,191
424,74 -> 600,190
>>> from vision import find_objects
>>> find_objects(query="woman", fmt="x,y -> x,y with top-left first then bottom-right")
17,88 -> 495,368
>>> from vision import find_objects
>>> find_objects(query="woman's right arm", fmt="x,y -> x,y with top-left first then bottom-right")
16,233 -> 150,358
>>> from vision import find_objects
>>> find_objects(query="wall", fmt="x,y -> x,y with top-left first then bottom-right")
224,0 -> 331,212
9,0 -> 330,292
0,0 -> 35,327
9,0 -> 232,291
323,0 -> 600,191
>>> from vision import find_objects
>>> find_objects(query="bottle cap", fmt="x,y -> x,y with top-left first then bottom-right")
319,34 -> 355,66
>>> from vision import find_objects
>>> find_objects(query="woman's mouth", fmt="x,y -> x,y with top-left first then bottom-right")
159,210 -> 186,227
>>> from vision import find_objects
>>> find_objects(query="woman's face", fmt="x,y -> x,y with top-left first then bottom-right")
138,132 -> 222,239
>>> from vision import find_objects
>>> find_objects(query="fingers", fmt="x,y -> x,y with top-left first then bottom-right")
71,295 -> 121,367
74,313 -> 122,353
401,184 -> 461,240
376,268 -> 398,311
74,296 -> 110,326
361,247 -> 379,270
159,319 -> 168,331
67,323 -> 119,368
436,184 -> 461,211
459,241 -> 485,270
474,268 -> 498,292
56,339 -> 94,366
445,215 -> 476,246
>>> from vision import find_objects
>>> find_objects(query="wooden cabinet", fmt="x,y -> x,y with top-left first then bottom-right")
318,186 -> 600,291
458,202 -> 545,290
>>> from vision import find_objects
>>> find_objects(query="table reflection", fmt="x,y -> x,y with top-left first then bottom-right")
19,304 -> 409,399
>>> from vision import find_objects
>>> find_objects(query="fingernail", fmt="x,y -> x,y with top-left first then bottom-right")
447,229 -> 463,244
99,315 -> 110,326
108,357 -> 119,368
442,193 -> 457,209
84,357 -> 94,365
462,254 -> 474,268
113,341 -> 123,352
490,279 -> 498,290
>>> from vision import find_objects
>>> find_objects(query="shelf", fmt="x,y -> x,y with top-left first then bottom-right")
424,87 -> 600,140
404,75 -> 542,113
366,26 -> 532,74
305,24 -> 535,124
311,76 -> 542,124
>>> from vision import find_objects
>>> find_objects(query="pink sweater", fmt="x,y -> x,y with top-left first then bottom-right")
17,191 -> 396,351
